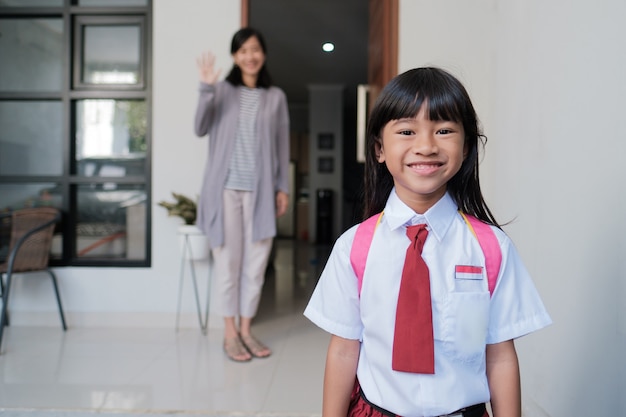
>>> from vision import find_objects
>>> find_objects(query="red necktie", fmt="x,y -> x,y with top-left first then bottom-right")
392,224 -> 435,374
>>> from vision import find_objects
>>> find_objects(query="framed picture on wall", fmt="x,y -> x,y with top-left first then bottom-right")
318,157 -> 334,173
318,133 -> 334,150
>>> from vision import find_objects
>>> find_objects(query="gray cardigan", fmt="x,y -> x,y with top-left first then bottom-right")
194,81 -> 290,249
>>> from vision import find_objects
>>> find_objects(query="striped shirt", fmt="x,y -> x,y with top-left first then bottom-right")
225,87 -> 260,191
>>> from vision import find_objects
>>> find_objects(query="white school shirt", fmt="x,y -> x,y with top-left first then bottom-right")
304,190 -> 552,417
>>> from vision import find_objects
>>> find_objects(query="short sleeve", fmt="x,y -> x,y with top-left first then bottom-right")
303,227 -> 364,340
487,232 -> 552,343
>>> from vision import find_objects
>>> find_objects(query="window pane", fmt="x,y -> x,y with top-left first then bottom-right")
82,25 -> 140,85
77,0 -> 147,6
0,101 -> 63,176
75,99 -> 146,176
0,18 -> 63,92
76,183 -> 146,260
0,183 -> 63,261
0,183 -> 61,211
0,0 -> 63,7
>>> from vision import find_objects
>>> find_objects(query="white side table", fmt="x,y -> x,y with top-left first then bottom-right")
175,225 -> 211,334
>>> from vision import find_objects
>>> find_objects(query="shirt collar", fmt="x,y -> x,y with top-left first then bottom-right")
383,188 -> 458,242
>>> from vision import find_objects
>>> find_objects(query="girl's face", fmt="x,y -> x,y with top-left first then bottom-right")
232,35 -> 265,84
376,105 -> 466,214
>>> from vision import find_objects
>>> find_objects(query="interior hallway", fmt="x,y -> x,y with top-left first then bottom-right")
0,239 -> 332,416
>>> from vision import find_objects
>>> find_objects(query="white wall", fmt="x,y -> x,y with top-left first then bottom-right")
400,0 -> 626,416
9,1 -> 240,328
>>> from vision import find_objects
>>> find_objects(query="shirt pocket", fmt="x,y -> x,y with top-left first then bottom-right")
436,291 -> 490,362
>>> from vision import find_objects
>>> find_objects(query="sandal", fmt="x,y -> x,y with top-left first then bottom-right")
223,336 -> 252,362
240,334 -> 272,358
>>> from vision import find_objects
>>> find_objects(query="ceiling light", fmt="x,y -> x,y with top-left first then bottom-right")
322,42 -> 335,52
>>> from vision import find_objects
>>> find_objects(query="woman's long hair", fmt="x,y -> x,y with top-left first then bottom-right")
225,27 -> 273,88
363,67 -> 499,227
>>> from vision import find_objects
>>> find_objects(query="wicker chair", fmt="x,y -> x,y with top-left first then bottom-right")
0,207 -> 67,353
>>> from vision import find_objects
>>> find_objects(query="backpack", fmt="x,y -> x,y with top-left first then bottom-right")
349,212 -> 502,297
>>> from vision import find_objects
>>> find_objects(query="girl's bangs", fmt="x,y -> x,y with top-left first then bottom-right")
390,90 -> 427,120
390,70 -> 465,122
425,90 -> 464,123
383,88 -> 463,123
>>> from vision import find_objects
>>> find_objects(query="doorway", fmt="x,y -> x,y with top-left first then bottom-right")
243,0 -> 397,239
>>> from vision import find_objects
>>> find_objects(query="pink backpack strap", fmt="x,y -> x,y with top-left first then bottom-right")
460,212 -> 502,296
350,211 -> 501,298
350,212 -> 383,297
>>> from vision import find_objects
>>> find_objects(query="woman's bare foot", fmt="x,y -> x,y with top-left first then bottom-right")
224,336 -> 252,362
240,334 -> 271,358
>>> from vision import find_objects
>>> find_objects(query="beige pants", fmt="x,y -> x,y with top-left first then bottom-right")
212,189 -> 273,318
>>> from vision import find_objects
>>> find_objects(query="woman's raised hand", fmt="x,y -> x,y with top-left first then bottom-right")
196,51 -> 222,85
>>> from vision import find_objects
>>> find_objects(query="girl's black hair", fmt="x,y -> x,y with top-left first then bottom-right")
363,67 -> 499,227
225,27 -> 273,88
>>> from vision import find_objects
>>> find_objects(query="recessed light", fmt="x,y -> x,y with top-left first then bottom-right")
322,42 -> 335,52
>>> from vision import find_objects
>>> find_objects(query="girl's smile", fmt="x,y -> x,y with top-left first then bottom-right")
376,105 -> 466,213
407,161 -> 444,175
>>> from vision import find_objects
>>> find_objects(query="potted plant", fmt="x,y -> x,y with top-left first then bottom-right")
158,192 -> 208,260
158,192 -> 197,225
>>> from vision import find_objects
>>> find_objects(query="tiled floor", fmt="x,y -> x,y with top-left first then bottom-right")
0,240 -> 332,416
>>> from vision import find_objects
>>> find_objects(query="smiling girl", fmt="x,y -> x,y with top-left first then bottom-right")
304,67 -> 551,417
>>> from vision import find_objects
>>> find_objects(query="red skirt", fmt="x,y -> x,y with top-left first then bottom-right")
347,379 -> 489,417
